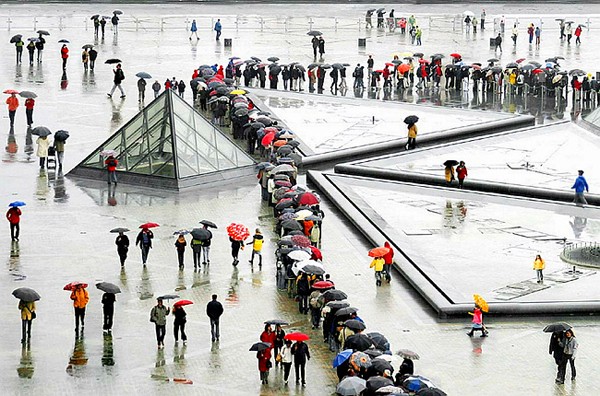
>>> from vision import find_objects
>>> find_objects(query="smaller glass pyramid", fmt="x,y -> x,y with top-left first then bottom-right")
70,90 -> 254,188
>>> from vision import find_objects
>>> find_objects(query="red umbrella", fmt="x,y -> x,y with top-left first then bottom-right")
532,69 -> 545,74
418,58 -> 429,64
312,280 -> 334,290
273,139 -> 288,147
174,299 -> 194,307
450,53 -> 461,58
291,235 -> 311,248
297,192 -> 320,206
471,64 -> 481,70
385,62 -> 395,67
310,245 -> 322,261
263,126 -> 278,134
397,63 -> 410,74
374,69 -> 385,73
209,90 -> 218,96
3,89 -> 19,95
284,332 -> 310,342
368,247 -> 390,257
140,222 -> 160,229
261,131 -> 276,147
227,223 -> 250,241
64,281 -> 88,291
515,58 -> 526,63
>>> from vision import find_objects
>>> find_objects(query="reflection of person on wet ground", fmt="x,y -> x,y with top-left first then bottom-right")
17,344 -> 34,378
570,216 -> 587,238
102,333 -> 115,366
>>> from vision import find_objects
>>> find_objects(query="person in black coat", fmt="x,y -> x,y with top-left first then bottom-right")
206,294 -> 224,342
296,273 -> 311,314
258,67 -> 267,88
282,66 -> 290,90
230,237 -> 243,265
549,331 -> 565,365
115,231 -> 129,266
172,305 -> 187,343
291,340 -> 310,385
88,48 -> 97,71
135,228 -> 153,266
311,36 -> 319,59
330,68 -> 339,92
318,37 -> 325,58
399,358 -> 414,375
102,292 -> 116,332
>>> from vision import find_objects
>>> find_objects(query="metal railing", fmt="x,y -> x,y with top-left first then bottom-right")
561,242 -> 600,267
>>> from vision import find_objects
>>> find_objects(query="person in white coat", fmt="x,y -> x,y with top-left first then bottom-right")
280,339 -> 293,385
36,135 -> 49,169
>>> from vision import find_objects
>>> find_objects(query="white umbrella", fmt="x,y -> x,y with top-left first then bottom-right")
287,250 -> 311,262
463,11 -> 475,16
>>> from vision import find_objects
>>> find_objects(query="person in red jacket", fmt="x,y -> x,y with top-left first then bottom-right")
6,205 -> 22,241
382,241 -> 394,282
456,161 -> 468,188
104,155 -> 118,185
60,44 -> 69,70
24,98 -> 35,126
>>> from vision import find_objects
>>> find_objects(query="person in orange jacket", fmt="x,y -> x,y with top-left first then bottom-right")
70,284 -> 89,333
61,44 -> 69,70
6,93 -> 19,127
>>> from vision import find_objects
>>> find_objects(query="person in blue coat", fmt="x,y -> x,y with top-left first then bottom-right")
214,19 -> 222,40
189,19 -> 198,40
571,170 -> 589,206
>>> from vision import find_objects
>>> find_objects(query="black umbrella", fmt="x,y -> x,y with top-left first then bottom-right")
58,39 -> 69,43
344,319 -> 366,332
371,359 -> 394,375
443,160 -> 459,167
281,219 -> 302,230
267,56 -> 280,62
320,64 -> 332,69
10,34 -> 22,43
54,130 -> 69,142
113,10 -> 123,15
404,115 -> 419,124
199,220 -> 217,229
234,108 -> 249,117
96,282 -> 121,294
332,63 -> 345,69
323,289 -> 348,301
367,332 -> 390,351
286,140 -> 301,148
555,56 -> 565,60
326,301 -> 350,309
345,333 -> 373,351
288,230 -> 305,236
12,287 -> 41,302
216,86 -> 231,95
37,30 -> 50,36
18,91 -> 37,99
364,349 -> 383,358
158,294 -> 179,300
366,376 -> 394,392
91,14 -> 100,20
521,64 -> 535,71
110,227 -> 129,233
191,228 -> 211,241
543,323 -> 572,333
264,319 -> 289,325
249,341 -> 271,352
505,62 -> 518,68
307,30 -> 323,36
31,126 -> 51,137
416,388 -> 447,396
277,146 -> 293,156
82,44 -> 94,50
223,77 -> 235,85
251,56 -> 262,62
376,7 -> 385,13
307,63 -> 319,69
105,58 -> 122,64
136,72 -> 152,79
528,61 -> 542,67
487,58 -> 499,62
413,52 -> 424,58
569,69 -> 586,76
251,122 -> 266,129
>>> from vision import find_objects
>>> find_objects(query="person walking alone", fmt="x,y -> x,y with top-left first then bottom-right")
533,254 -> 545,283
175,234 -> 187,269
206,294 -> 223,342
6,204 -> 22,241
189,19 -> 198,40
15,37 -> 24,64
172,304 -> 187,345
214,19 -> 222,40
574,25 -> 582,45
292,340 -> 310,386
35,33 -> 45,63
101,292 -> 116,333
406,121 -> 417,150
107,63 -> 126,98
150,298 -> 169,348
6,92 -> 19,128
60,44 -> 69,70
70,284 -> 89,333
556,329 -> 578,384
18,299 -> 35,343
136,227 -> 154,266
115,230 -> 129,266
466,304 -> 488,337
571,170 -> 589,206
247,228 -> 264,266
137,77 -> 146,103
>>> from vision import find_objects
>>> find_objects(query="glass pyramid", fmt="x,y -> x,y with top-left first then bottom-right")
70,90 -> 255,188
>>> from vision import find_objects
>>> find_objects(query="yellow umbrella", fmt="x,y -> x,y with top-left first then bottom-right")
397,51 -> 413,58
230,89 -> 246,95
473,294 -> 489,313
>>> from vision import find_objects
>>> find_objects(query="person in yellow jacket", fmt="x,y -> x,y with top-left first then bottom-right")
444,165 -> 455,185
533,254 -> 545,283
18,300 -> 36,343
247,228 -> 264,266
406,122 -> 417,150
370,257 -> 385,286
70,284 -> 90,332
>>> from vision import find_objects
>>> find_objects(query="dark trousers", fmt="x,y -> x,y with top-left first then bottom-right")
557,354 -> 575,381
283,362 -> 292,380
118,249 -> 127,266
141,245 -> 150,264
103,308 -> 114,330
39,157 -> 46,168
155,324 -> 166,344
294,361 -> 306,383
9,110 -> 16,126
22,319 -> 32,341
458,177 -> 465,188
407,137 -> 416,149
62,58 -> 67,69
26,108 -> 33,126
210,318 -> 220,340
74,307 -> 86,329
16,48 -> 23,63
90,60 -> 95,70
310,307 -> 321,328
10,223 -> 20,240
174,321 -> 187,341
298,295 -> 308,314
177,250 -> 184,267
192,246 -> 201,267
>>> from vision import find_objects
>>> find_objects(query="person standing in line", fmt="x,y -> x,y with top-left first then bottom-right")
15,37 -> 24,64
174,234 -> 187,270
35,33 -> 45,63
274,324 -> 286,366
102,292 -> 116,333
6,92 -> 19,128
152,80 -> 161,98
136,227 -> 154,266
318,36 -> 325,60
308,288 -> 323,329
137,77 -> 146,102
172,304 -> 187,345
24,97 -> 34,127
6,204 -> 22,241
280,339 -> 293,385
88,47 -> 97,71
26,40 -> 36,66
556,329 -> 578,384
70,284 -> 89,333
214,19 -> 222,40
247,228 -> 264,266
100,17 -> 107,39
571,170 -> 589,206
54,138 -> 65,168
201,224 -> 212,265
311,36 -> 319,60
480,9 -> 486,30
189,19 -> 198,40
456,161 -> 468,188
115,231 -> 129,266
292,340 -> 310,386
406,121 -> 417,150
150,298 -> 169,349
107,64 -> 126,98
296,273 -> 311,314
104,154 -> 118,185
81,48 -> 89,71
533,254 -> 545,283
60,44 -> 69,69
19,299 -> 35,343
36,135 -> 49,169
206,294 -> 223,342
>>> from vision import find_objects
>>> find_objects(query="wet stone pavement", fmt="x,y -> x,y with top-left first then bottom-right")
1,2 -> 600,395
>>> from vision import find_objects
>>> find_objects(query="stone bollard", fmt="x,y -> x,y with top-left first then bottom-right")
224,38 -> 232,48
358,38 -> 366,47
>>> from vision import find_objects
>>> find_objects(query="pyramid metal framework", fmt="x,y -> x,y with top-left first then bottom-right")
69,90 -> 255,189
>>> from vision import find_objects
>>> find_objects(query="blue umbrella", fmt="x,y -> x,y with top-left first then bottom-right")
333,349 -> 354,368
9,201 -> 26,207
